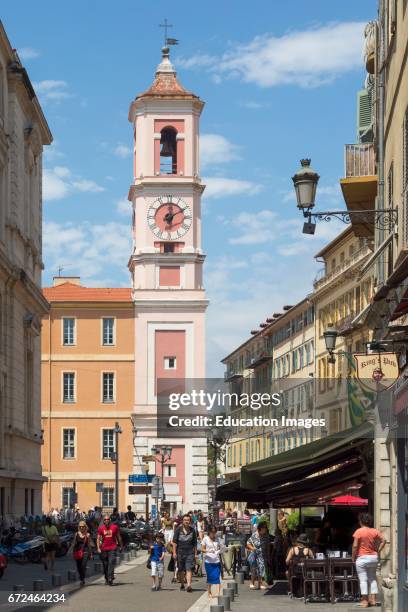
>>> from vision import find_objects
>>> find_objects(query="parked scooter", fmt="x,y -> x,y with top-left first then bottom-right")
0,528 -> 45,564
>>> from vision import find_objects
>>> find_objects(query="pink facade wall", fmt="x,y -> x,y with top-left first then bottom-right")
154,119 -> 184,133
159,266 -> 180,287
155,330 -> 186,380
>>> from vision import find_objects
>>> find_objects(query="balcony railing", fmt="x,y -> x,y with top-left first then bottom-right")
224,370 -> 243,382
313,245 -> 371,290
247,349 -> 273,369
344,143 -> 375,178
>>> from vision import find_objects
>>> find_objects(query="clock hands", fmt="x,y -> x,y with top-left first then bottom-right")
163,210 -> 184,225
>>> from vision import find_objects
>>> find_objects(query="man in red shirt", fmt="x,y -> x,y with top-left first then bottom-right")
97,515 -> 123,585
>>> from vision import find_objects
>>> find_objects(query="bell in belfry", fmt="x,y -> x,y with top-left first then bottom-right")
160,128 -> 176,157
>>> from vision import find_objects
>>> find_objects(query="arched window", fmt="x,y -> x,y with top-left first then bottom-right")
160,126 -> 177,174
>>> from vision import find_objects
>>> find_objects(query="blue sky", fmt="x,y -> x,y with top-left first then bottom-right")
2,0 -> 375,374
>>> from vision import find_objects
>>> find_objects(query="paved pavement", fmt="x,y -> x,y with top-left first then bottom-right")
0,552 -> 207,612
0,557 -> 365,612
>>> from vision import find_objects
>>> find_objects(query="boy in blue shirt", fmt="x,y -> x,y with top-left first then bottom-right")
150,533 -> 166,591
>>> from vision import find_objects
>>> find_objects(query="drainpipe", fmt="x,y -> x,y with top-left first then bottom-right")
48,310 -> 52,511
377,2 -> 386,285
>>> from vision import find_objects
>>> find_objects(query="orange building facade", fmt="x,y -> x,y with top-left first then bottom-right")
41,277 -> 135,513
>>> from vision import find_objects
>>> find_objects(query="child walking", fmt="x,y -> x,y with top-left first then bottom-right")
150,533 -> 166,591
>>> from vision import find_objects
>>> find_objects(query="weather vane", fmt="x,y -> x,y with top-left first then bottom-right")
159,18 -> 179,47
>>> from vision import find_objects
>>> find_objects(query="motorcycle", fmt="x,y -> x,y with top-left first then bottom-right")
0,534 -> 45,564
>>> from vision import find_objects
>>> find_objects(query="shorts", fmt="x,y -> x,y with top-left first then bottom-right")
44,542 -> 58,553
151,561 -> 164,577
177,553 -> 195,572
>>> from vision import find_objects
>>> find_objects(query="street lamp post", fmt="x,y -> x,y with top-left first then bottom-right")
111,422 -> 122,511
292,158 -> 397,234
151,445 -> 172,517
208,425 -> 231,526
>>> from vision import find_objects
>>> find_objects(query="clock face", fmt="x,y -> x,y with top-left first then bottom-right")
147,196 -> 192,240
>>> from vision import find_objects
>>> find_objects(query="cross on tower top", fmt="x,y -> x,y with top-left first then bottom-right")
159,19 -> 179,47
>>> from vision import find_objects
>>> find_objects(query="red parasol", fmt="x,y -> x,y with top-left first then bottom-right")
328,494 -> 368,506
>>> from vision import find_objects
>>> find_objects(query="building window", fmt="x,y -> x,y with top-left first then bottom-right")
102,373 -> 115,403
63,318 -> 75,345
233,445 -> 237,466
63,373 -> 75,403
164,356 -> 176,370
239,445 -> 242,466
102,429 -> 115,459
163,243 -> 175,253
102,318 -> 115,346
62,487 -> 75,508
245,441 -> 249,464
63,428 -> 76,459
164,464 -> 176,477
269,436 -> 275,456
30,489 -> 35,515
24,488 -> 29,515
102,487 -> 115,508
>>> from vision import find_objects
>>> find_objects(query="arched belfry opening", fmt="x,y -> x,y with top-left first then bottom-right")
160,126 -> 177,174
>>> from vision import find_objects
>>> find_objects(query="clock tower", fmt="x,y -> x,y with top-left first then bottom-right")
128,45 -> 209,513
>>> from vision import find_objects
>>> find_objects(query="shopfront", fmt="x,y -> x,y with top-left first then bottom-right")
395,378 -> 408,610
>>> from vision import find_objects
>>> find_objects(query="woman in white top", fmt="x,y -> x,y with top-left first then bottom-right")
196,514 -> 205,541
201,526 -> 223,599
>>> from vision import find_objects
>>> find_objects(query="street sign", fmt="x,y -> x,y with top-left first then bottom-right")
128,486 -> 150,495
151,476 -> 161,486
96,482 -> 104,492
142,455 -> 156,462
151,505 -> 157,519
128,474 -> 154,484
151,486 -> 164,499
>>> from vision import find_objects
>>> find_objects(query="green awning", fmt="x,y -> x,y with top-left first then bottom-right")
216,457 -> 367,506
240,422 -> 373,491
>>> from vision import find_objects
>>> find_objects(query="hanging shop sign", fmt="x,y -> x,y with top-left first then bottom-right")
354,352 -> 399,392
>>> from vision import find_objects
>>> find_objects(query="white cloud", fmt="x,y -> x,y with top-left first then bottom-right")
116,197 -> 131,216
43,169 -> 70,201
33,80 -> 72,101
53,166 -> 71,178
203,177 -> 262,199
240,101 -> 270,109
114,143 -> 133,158
200,134 -> 240,167
71,179 -> 105,193
43,167 -> 105,201
43,221 -> 131,285
180,22 -> 365,88
18,47 -> 40,60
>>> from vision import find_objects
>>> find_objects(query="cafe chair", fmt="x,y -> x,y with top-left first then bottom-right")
328,558 -> 359,604
287,559 -> 304,597
302,558 -> 330,604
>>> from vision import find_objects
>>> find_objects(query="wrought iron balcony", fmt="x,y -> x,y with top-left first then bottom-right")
313,245 -> 371,291
224,370 -> 243,382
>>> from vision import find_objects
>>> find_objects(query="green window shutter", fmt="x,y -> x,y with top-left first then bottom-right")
357,89 -> 373,142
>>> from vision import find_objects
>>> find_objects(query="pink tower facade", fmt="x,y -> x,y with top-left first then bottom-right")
128,46 -> 209,514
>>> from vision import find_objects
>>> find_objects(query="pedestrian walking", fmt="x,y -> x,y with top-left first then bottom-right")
71,520 -> 93,586
149,532 -> 166,591
201,525 -> 223,600
97,514 -> 123,585
352,512 -> 386,608
173,514 -> 197,593
246,521 -> 271,590
42,517 -> 60,571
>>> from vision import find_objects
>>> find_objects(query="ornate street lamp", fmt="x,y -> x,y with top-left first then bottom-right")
151,445 -> 173,516
208,424 -> 232,525
323,324 -> 338,364
292,159 -> 397,234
